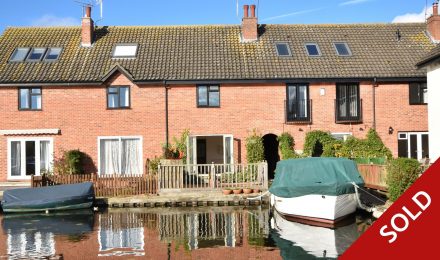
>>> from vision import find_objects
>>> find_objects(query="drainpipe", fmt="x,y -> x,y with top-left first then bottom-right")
164,81 -> 170,148
372,77 -> 377,130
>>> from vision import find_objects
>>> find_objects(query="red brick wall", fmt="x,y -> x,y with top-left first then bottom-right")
0,72 -> 428,181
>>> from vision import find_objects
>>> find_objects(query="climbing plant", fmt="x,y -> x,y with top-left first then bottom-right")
337,129 -> 392,159
303,130 -> 338,157
277,132 -> 298,159
246,130 -> 265,163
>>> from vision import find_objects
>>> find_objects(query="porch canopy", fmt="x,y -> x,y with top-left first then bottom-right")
270,158 -> 364,198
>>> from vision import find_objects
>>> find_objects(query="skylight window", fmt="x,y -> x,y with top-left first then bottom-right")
305,43 -> 321,56
113,44 -> 138,58
26,48 -> 47,61
9,48 -> 30,62
275,43 -> 292,57
44,48 -> 62,61
333,42 -> 351,56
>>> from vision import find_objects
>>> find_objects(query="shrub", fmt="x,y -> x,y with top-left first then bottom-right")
163,129 -> 190,160
386,158 -> 421,201
53,149 -> 84,175
277,132 -> 298,159
246,130 -> 265,163
147,157 -> 162,175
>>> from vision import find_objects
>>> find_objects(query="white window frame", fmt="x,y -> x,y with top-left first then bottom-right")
186,134 -> 234,165
402,132 -> 429,161
7,137 -> 53,180
97,136 -> 143,176
112,44 -> 138,59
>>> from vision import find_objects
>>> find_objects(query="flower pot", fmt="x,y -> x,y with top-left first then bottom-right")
253,188 -> 260,193
243,188 -> 253,194
222,189 -> 233,195
232,188 -> 243,194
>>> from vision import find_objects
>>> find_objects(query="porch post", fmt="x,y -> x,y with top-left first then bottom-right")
210,163 -> 216,188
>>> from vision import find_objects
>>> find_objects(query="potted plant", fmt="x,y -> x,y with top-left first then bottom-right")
232,187 -> 243,194
222,188 -> 233,195
243,187 -> 253,194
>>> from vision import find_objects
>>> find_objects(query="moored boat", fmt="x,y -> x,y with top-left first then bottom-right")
269,158 -> 364,228
1,182 -> 95,213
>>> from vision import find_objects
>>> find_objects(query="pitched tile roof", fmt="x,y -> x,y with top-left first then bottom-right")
417,44 -> 440,67
0,23 -> 435,84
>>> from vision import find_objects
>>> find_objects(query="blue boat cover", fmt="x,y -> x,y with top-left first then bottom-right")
1,182 -> 94,209
269,158 -> 365,198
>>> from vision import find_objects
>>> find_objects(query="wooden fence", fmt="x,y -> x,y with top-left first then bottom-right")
158,162 -> 268,192
31,173 -> 158,197
357,164 -> 388,191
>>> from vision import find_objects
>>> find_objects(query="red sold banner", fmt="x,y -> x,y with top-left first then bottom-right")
341,160 -> 440,259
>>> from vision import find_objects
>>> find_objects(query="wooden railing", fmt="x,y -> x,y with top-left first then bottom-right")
31,173 -> 158,197
357,164 -> 388,191
158,162 -> 268,192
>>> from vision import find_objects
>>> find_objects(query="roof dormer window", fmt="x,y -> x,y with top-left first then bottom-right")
9,48 -> 30,62
305,43 -> 321,56
113,44 -> 138,58
26,48 -> 47,62
44,47 -> 62,61
275,43 -> 292,57
333,42 -> 352,56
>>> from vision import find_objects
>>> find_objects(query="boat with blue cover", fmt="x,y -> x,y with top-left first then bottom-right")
269,158 -> 365,227
1,182 -> 95,213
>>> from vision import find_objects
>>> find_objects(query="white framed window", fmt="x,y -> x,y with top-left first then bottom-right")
98,136 -> 143,175
333,42 -> 352,56
9,47 -> 30,62
275,42 -> 292,57
7,137 -> 53,180
112,44 -> 138,58
331,132 -> 352,141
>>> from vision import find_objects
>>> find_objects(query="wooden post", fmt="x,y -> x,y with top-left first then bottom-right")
210,163 -> 215,188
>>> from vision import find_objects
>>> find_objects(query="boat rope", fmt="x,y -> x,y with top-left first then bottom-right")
353,182 -> 387,204
246,190 -> 270,200
351,182 -> 374,213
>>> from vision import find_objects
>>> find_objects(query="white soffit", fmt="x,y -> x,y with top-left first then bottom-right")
0,129 -> 60,135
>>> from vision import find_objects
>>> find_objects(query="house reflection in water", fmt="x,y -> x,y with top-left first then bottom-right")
98,212 -> 145,257
158,208 -> 270,250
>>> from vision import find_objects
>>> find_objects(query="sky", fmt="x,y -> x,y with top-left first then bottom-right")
0,0 -> 434,33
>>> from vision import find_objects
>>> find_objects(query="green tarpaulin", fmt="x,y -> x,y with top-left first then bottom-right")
269,158 -> 364,198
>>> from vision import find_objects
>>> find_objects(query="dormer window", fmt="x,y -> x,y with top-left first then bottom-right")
275,43 -> 292,57
113,44 -> 138,58
9,48 -> 30,62
305,43 -> 321,56
333,42 -> 352,56
26,48 -> 47,61
44,48 -> 62,61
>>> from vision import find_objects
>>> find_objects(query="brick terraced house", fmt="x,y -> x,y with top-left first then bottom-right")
0,4 -> 437,182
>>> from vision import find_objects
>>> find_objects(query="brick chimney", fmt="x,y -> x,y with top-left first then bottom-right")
81,6 -> 94,47
241,4 -> 258,42
428,2 -> 440,42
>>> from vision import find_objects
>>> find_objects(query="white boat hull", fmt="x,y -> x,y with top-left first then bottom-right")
271,193 -> 358,226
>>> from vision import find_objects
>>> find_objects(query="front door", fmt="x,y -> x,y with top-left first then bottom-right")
398,132 -> 429,161
8,138 -> 52,179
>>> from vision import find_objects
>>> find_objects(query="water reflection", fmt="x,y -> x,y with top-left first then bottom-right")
1,210 -> 94,259
0,207 -> 373,259
271,210 -> 359,259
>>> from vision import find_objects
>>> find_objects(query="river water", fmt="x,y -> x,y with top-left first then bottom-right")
0,206 -> 373,259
